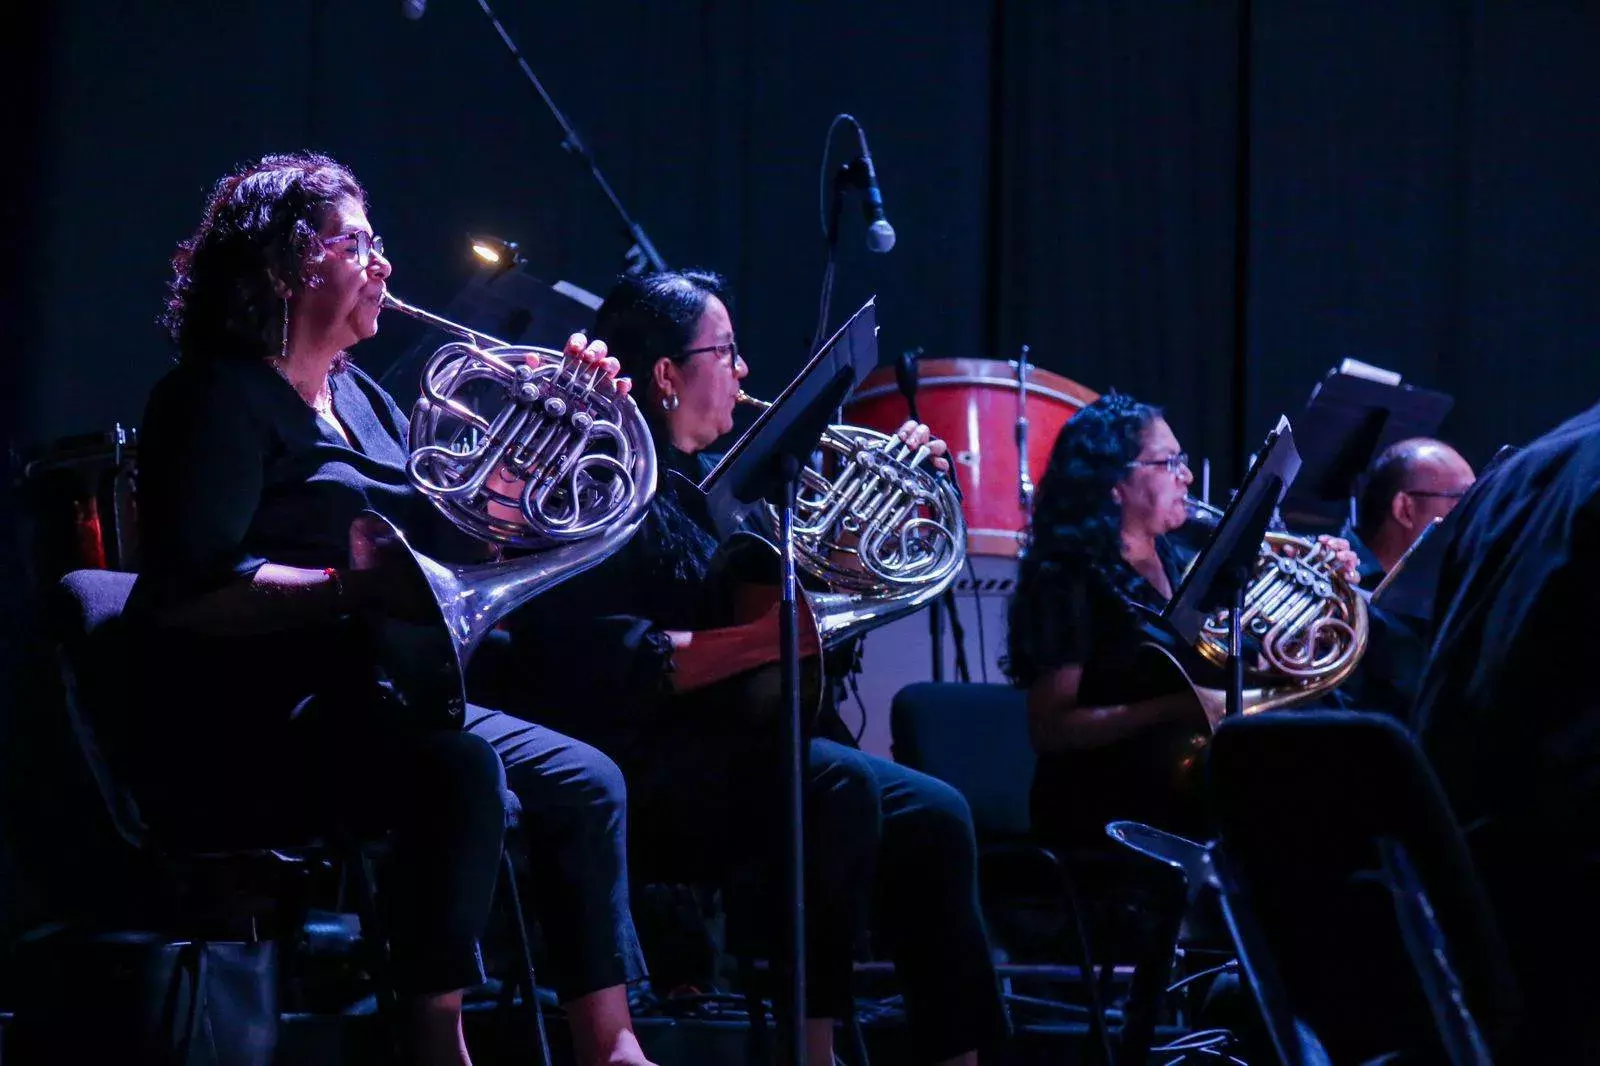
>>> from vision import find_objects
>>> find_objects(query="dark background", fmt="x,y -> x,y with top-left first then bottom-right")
4,0 -> 1599,935
13,1 -> 1600,479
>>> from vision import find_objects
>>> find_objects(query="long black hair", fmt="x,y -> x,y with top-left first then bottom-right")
592,269 -> 730,583
1004,392 -> 1163,684
161,151 -> 365,366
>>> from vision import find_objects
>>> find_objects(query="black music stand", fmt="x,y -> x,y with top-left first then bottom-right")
1165,416 -> 1302,718
687,298 -> 880,1064
1280,365 -> 1454,531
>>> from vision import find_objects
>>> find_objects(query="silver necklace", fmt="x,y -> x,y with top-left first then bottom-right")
271,358 -> 333,417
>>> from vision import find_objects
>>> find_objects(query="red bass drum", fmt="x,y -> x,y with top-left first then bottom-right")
844,358 -> 1098,557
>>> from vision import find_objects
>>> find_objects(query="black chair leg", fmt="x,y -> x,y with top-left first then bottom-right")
843,1003 -> 871,1066
1115,877 -> 1187,1065
496,850 -> 553,1066
738,955 -> 772,1064
1060,870 -> 1115,1066
352,848 -> 399,1064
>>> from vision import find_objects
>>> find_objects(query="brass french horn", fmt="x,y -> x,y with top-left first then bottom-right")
1164,498 -> 1369,715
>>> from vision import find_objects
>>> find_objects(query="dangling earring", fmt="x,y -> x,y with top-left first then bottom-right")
279,298 -> 290,361
660,393 -> 680,412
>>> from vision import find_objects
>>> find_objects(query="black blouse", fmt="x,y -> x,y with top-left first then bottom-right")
481,443 -> 775,743
129,356 -> 479,618
1006,538 -> 1208,843
1005,538 -> 1186,706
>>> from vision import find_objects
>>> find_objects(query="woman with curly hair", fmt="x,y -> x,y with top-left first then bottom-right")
1005,394 -> 1355,849
128,152 -> 657,1066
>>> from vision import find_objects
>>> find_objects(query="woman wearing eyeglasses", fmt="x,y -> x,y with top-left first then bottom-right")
127,152 -> 659,1066
1006,393 -> 1363,849
479,270 -> 1009,1066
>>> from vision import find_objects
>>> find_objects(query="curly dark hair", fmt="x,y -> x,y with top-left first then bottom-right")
160,151 -> 366,365
1004,392 -> 1163,684
1023,393 -> 1161,566
591,269 -> 731,583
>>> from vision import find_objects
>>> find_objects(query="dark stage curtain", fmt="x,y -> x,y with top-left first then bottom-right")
990,1 -> 1246,484
1246,0 -> 1600,473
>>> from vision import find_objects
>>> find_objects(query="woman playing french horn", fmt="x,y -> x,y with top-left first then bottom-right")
1004,392 -> 1363,851
480,270 -> 1010,1066
126,152 -> 659,1066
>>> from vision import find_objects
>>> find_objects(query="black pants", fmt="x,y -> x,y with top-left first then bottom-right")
134,699 -> 508,998
463,706 -> 648,1002
129,626 -> 560,999
622,720 -> 1008,1062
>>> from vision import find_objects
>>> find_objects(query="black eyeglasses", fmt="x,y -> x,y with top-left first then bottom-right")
321,231 -> 385,268
1126,452 -> 1190,476
1402,488 -> 1470,500
681,341 -> 742,368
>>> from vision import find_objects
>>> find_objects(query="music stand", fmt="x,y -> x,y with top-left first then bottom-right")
687,297 -> 880,1064
1369,444 -> 1520,621
1280,365 -> 1454,531
1166,416 -> 1302,718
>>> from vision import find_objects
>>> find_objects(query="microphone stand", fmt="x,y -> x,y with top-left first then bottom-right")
471,0 -> 667,274
895,349 -> 947,682
776,455 -> 807,1066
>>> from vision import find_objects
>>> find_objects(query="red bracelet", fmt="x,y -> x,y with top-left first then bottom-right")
323,567 -> 346,612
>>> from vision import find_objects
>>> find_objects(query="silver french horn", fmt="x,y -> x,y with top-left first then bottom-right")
735,392 -> 966,647
350,293 -> 657,723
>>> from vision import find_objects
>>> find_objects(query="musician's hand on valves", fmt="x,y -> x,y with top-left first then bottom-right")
493,334 -> 632,530
551,332 -> 632,399
1317,534 -> 1363,585
894,420 -> 951,472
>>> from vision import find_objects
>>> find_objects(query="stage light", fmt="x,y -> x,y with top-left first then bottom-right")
468,234 -> 524,271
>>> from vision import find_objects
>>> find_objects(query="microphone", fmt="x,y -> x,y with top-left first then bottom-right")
853,127 -> 896,253
401,0 -> 426,19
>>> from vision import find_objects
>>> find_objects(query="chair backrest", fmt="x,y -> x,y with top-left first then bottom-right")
46,570 -> 149,852
889,681 -> 1034,840
1207,709 -> 1519,1064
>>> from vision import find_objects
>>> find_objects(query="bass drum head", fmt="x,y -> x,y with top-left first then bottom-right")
842,553 -> 1018,760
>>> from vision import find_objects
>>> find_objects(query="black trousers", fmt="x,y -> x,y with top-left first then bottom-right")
463,705 -> 648,1002
620,714 -> 1009,1062
133,693 -> 508,998
129,625 -> 638,1000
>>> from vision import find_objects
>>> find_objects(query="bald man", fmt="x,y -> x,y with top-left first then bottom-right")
1348,437 -> 1477,582
1334,438 -> 1475,719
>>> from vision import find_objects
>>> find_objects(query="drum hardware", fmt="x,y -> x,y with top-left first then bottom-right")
1016,343 -> 1034,512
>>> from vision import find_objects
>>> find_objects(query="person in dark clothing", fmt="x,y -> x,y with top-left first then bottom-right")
129,152 -> 656,1066
482,270 -> 1008,1066
1004,395 -> 1361,849
1412,402 -> 1600,1061
1346,437 -> 1476,585
1334,439 -> 1474,719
